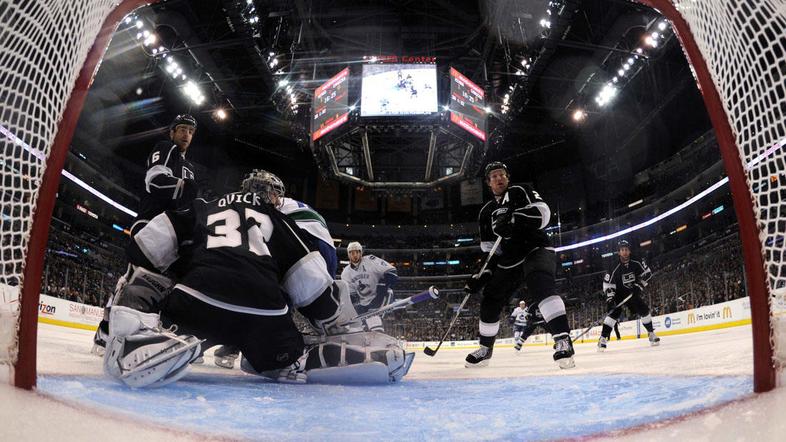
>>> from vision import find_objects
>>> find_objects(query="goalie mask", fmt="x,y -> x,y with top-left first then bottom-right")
241,169 -> 286,206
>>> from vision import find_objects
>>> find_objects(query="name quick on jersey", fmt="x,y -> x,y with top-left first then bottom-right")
218,192 -> 261,207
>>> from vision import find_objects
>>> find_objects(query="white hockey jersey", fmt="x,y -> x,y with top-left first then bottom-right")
279,197 -> 334,249
510,307 -> 528,326
340,255 -> 397,306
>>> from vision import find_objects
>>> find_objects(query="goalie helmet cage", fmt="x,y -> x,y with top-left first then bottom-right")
0,0 -> 782,392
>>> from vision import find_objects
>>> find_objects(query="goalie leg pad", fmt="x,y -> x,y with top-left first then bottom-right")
113,267 -> 173,313
103,306 -> 202,388
303,331 -> 413,384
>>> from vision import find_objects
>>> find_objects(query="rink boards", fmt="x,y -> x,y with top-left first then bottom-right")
1,284 -> 756,348
406,296 -> 753,350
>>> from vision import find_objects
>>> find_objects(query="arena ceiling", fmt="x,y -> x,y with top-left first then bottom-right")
73,0 -> 712,200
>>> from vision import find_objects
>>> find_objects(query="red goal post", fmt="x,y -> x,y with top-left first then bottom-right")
1,0 -> 783,393
636,0 -> 784,393
1,0 -> 150,390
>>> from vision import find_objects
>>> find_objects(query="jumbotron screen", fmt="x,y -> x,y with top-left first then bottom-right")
360,64 -> 438,117
449,67 -> 486,141
311,67 -> 350,141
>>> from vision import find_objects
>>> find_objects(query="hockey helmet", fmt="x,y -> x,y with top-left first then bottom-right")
169,114 -> 197,131
617,239 -> 631,250
347,241 -> 363,255
519,300 -> 526,307
484,161 -> 509,179
240,169 -> 286,204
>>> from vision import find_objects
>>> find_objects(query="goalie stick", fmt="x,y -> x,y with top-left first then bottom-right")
339,286 -> 439,325
572,293 -> 633,342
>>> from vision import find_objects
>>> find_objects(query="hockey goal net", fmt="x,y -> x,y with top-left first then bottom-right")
0,0 -> 784,392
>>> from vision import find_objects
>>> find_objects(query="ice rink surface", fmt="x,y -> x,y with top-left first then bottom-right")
2,323 -> 785,441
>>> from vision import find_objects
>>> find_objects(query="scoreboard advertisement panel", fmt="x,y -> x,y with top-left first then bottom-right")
449,67 -> 486,141
311,67 -> 350,141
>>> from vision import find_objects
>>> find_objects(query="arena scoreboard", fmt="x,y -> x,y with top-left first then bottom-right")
311,67 -> 350,141
448,67 -> 486,141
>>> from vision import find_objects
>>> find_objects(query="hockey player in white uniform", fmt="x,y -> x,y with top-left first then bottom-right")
340,242 -> 399,332
509,301 -> 528,352
509,301 -> 545,352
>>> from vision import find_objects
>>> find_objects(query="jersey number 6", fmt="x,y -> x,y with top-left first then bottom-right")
206,208 -> 273,256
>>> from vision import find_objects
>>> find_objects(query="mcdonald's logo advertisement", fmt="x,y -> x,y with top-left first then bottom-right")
687,308 -> 727,325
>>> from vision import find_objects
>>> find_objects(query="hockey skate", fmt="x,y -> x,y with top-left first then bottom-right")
648,331 -> 661,346
514,341 -> 523,353
597,336 -> 608,352
214,345 -> 240,369
91,319 -> 109,357
241,354 -> 307,384
553,334 -> 575,369
465,345 -> 493,368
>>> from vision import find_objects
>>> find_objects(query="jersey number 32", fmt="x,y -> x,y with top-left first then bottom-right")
206,208 -> 273,256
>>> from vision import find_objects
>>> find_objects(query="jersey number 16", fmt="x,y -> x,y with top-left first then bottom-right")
206,208 -> 273,256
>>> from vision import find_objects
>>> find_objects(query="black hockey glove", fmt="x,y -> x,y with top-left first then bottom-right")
491,207 -> 514,239
605,290 -> 616,307
464,268 -> 492,294
179,177 -> 198,205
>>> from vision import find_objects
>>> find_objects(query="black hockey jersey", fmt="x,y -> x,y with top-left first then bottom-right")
478,184 -> 551,267
603,258 -> 653,300
127,192 -> 332,315
135,140 -> 197,225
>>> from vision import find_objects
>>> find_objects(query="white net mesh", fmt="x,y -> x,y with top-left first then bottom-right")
667,0 -> 786,370
0,0 -> 122,380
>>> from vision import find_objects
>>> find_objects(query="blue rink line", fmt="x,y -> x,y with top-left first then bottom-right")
38,373 -> 751,441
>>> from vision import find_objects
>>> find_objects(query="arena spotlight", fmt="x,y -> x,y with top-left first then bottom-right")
135,20 -> 143,29
135,87 -> 142,95
278,79 -> 288,87
484,106 -> 492,113
572,109 -> 586,122
658,21 -> 668,31
645,36 -> 658,48
618,69 -> 625,76
214,109 -> 227,120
